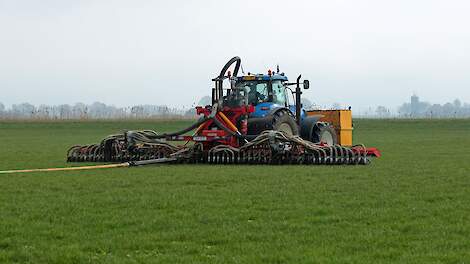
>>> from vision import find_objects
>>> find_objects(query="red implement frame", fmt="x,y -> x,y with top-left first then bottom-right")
165,105 -> 254,148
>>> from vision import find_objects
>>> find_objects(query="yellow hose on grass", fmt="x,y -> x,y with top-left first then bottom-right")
0,157 -> 177,174
0,163 -> 130,174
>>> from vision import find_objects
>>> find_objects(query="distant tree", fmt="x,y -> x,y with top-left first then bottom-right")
58,104 -> 72,119
113,107 -> 127,119
131,105 -> 144,118
464,103 -> 470,117
37,104 -> 51,118
72,103 -> 87,119
89,102 -> 107,118
427,104 -> 442,118
375,106 -> 390,118
12,103 -> 36,118
452,99 -> 462,117
398,103 -> 411,117
0,102 -> 4,118
442,102 -> 454,117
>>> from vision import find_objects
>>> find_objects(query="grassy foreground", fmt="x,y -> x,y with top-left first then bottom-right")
0,119 -> 469,263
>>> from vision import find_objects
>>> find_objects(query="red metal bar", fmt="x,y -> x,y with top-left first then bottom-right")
351,146 -> 381,157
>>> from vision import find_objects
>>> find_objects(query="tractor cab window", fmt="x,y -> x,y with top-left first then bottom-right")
236,81 -> 269,105
271,80 -> 287,106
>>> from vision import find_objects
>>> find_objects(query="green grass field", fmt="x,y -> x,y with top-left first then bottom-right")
1,119 -> 469,263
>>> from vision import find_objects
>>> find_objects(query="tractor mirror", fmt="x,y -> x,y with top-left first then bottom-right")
303,80 -> 310,89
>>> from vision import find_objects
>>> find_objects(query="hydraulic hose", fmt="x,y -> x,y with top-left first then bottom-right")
148,103 -> 219,139
147,116 -> 210,139
217,112 -> 248,143
212,114 -> 247,141
145,101 -> 246,141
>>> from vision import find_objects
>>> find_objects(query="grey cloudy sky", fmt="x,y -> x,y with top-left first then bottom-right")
1,0 -> 469,110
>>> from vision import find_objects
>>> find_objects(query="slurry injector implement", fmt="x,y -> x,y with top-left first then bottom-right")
67,57 -> 380,166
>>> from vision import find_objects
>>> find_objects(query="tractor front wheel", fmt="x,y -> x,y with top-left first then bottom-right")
272,110 -> 299,136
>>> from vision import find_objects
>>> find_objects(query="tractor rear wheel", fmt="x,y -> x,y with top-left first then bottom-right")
313,123 -> 337,145
272,110 -> 299,136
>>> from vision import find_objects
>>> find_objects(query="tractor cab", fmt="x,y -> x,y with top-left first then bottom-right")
235,74 -> 288,107
234,73 -> 305,120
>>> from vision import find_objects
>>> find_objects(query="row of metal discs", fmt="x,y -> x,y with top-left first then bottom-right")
67,142 -> 369,165
66,143 -> 171,162
204,148 -> 369,165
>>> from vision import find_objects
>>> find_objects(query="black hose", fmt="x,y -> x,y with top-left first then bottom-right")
147,116 -> 210,139
139,104 -> 247,141
218,56 -> 241,79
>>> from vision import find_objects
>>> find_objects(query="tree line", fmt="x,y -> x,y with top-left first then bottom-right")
397,98 -> 470,118
0,102 -> 194,120
1,95 -> 469,120
368,97 -> 470,118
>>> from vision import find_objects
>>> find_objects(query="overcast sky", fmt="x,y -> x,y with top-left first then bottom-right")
1,0 -> 469,111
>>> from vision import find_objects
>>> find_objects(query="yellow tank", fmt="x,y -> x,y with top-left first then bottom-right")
306,110 -> 353,146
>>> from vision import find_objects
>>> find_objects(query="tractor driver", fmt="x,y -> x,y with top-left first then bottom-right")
246,82 -> 268,105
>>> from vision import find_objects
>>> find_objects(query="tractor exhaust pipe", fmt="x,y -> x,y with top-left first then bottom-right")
295,75 -> 302,126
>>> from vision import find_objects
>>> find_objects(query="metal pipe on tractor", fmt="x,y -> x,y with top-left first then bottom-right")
66,56 -> 381,166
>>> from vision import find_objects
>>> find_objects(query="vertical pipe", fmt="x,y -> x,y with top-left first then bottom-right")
295,75 -> 302,126
212,87 -> 216,105
218,80 -> 223,102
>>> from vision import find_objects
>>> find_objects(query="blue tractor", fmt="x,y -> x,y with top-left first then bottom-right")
215,56 -> 338,145
66,56 -> 379,165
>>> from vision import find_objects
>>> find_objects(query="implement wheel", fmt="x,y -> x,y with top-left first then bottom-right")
313,123 -> 337,145
272,110 -> 299,136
